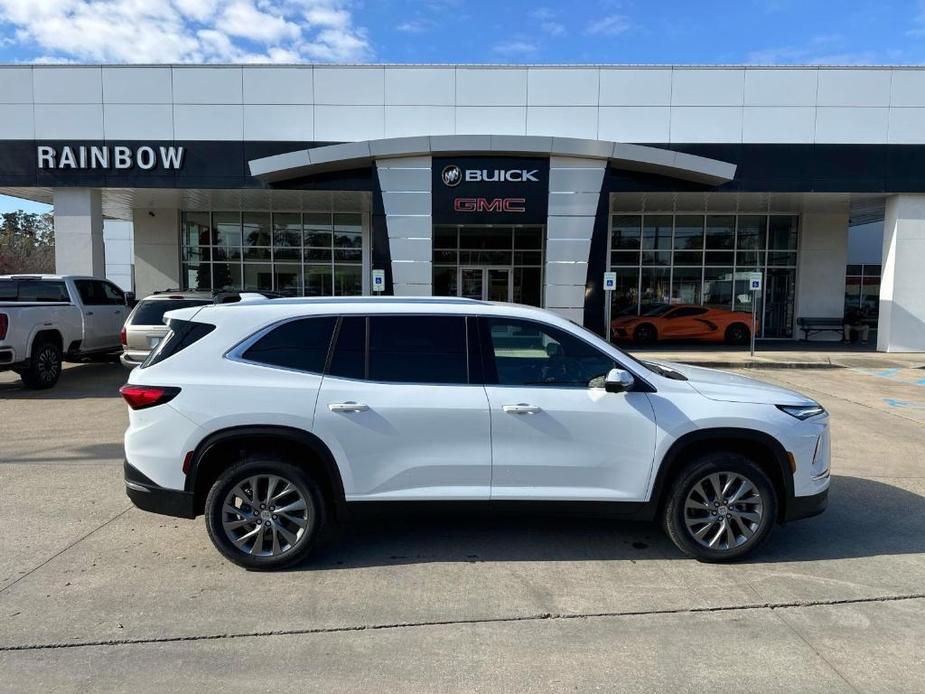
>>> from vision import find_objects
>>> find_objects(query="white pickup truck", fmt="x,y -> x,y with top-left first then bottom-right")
0,274 -> 129,389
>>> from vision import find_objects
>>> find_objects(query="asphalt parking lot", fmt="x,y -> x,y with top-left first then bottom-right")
1,361 -> 924,692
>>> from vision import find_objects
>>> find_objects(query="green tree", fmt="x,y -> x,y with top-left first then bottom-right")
0,211 -> 55,274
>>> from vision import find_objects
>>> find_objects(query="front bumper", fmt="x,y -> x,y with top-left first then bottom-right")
783,487 -> 829,522
124,460 -> 195,519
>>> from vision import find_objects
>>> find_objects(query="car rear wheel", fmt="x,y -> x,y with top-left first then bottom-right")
205,457 -> 325,570
20,339 -> 62,389
663,453 -> 776,562
633,323 -> 657,344
725,323 -> 750,346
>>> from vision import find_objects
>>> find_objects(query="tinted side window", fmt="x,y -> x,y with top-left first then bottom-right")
328,316 -> 366,379
102,282 -> 125,305
241,317 -> 336,373
141,320 -> 215,368
671,307 -> 708,318
74,279 -> 105,305
486,318 -> 614,387
130,299 -> 211,326
0,280 -> 16,301
17,281 -> 69,302
368,316 -> 467,384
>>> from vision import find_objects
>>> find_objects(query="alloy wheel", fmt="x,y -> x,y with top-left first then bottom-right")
37,346 -> 60,384
221,474 -> 310,557
683,471 -> 764,551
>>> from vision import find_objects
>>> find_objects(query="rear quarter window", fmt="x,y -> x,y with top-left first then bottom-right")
130,299 -> 211,326
239,317 -> 337,373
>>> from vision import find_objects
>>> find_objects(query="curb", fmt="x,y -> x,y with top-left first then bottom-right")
666,360 -> 844,370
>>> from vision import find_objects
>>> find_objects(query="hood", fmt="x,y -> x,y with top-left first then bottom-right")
648,360 -> 816,406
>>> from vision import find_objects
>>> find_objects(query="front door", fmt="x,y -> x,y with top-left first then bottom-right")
481,316 -> 658,501
459,267 -> 512,302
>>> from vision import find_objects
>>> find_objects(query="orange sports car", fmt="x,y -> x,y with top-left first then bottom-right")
611,304 -> 757,345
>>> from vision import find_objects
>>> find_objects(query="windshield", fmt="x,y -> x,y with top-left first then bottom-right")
130,299 -> 210,326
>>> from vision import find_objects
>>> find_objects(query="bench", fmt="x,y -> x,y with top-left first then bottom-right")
797,317 -> 845,340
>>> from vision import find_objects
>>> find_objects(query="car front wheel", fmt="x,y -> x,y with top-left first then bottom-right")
633,324 -> 657,344
663,453 -> 777,562
205,457 -> 325,570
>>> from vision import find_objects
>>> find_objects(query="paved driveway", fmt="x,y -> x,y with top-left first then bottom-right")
1,362 -> 923,692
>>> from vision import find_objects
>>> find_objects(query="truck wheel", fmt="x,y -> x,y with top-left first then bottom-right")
205,457 -> 326,571
663,453 -> 777,562
20,339 -> 62,389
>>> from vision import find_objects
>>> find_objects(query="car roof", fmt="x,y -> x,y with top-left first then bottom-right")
140,292 -> 214,301
165,295 -> 567,330
0,274 -> 97,281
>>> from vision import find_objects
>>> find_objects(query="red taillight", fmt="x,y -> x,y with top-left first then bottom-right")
0,313 -> 7,340
119,326 -> 127,346
119,384 -> 180,410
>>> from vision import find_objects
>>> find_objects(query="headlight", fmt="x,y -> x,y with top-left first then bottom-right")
776,403 -> 826,420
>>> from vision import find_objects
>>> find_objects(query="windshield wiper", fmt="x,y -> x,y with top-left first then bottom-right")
642,361 -> 688,381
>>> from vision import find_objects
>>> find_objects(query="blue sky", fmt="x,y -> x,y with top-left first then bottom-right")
1,0 -> 924,214
0,1 -> 922,66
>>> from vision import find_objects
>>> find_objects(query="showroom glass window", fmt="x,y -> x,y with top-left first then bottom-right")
844,264 -> 881,324
608,214 -> 798,338
181,211 -> 366,296
432,225 -> 544,306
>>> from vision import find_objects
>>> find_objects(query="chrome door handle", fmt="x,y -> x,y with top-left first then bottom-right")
502,403 -> 541,415
328,401 -> 369,413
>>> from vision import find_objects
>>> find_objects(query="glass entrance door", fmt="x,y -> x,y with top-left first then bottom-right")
460,268 -> 484,300
459,267 -> 512,302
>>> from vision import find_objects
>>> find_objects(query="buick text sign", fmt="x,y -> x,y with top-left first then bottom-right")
432,156 -> 549,224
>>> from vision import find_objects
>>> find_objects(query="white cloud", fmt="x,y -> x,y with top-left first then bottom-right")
585,14 -> 631,36
0,0 -> 372,63
216,1 -> 301,43
492,40 -> 538,57
746,35 -> 884,65
529,7 -> 564,36
396,19 -> 435,33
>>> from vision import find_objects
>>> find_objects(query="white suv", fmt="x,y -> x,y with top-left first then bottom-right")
122,298 -> 830,570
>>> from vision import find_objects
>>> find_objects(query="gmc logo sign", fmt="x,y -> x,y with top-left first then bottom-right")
453,197 -> 526,213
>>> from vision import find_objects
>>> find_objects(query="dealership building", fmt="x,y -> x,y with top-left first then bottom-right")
0,63 -> 923,351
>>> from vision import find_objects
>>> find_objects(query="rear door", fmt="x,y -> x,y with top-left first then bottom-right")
312,314 -> 492,500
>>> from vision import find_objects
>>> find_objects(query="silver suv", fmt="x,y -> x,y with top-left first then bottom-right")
121,289 -> 284,367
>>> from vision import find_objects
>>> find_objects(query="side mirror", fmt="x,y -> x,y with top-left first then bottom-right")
125,291 -> 136,307
604,368 -> 635,393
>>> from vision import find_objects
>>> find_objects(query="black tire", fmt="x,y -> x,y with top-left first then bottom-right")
205,457 -> 326,571
663,453 -> 777,562
725,323 -> 750,346
633,323 -> 658,344
20,339 -> 62,389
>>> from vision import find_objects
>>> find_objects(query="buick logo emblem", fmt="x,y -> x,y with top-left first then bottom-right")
441,164 -> 462,187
